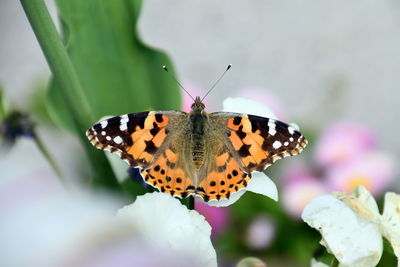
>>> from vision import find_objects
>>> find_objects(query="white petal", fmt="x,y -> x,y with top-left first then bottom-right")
380,192 -> 400,262
199,172 -> 278,207
246,172 -> 278,201
203,189 -> 247,207
223,97 -> 277,119
105,152 -> 129,183
311,258 -> 330,267
117,192 -> 217,267
289,122 -> 300,131
302,195 -> 382,267
333,185 -> 380,223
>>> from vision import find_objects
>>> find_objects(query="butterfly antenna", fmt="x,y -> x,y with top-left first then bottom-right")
162,66 -> 195,101
201,64 -> 232,101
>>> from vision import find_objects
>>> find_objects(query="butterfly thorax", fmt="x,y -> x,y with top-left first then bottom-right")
190,97 -> 207,170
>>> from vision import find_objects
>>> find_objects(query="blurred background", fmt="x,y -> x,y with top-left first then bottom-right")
1,0 -> 399,266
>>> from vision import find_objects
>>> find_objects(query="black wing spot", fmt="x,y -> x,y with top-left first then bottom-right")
150,125 -> 160,136
236,129 -> 246,139
144,140 -> 157,154
238,144 -> 251,157
233,116 -> 242,125
155,113 -> 163,123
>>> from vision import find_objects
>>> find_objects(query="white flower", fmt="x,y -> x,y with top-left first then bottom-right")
223,97 -> 278,119
0,157 -> 216,267
381,192 -> 400,261
117,192 -> 217,267
302,185 -> 400,267
311,258 -> 330,267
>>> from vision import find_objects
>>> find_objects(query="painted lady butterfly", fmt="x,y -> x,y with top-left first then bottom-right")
86,96 -> 307,202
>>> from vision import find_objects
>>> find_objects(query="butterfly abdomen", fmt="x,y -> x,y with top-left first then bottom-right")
190,112 -> 207,170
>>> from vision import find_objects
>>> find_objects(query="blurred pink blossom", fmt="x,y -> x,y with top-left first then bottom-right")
182,81 -> 206,112
315,122 -> 377,167
282,165 -> 327,218
245,215 -> 276,250
325,152 -> 396,196
195,200 -> 230,236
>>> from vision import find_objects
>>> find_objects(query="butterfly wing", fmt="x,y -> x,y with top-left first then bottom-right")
197,143 -> 252,202
86,111 -> 186,169
210,112 -> 307,172
197,112 -> 307,201
86,111 -> 198,199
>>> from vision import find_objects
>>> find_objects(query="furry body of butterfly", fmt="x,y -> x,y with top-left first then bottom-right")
86,96 -> 307,202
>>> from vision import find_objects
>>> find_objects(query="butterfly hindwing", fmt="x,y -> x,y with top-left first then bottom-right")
198,145 -> 252,202
86,111 -> 186,168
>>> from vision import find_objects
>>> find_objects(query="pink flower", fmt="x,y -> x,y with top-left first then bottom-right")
315,122 -> 377,167
282,164 -> 327,218
195,200 -> 230,237
326,152 -> 396,197
245,216 -> 276,250
182,81 -> 206,112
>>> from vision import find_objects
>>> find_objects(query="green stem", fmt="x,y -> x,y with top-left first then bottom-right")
180,196 -> 195,210
20,0 -> 93,130
33,133 -> 68,187
20,0 -> 118,188
189,196 -> 195,210
0,87 -> 5,120
330,258 -> 339,267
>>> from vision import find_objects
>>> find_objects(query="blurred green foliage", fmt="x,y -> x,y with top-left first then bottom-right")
43,0 -> 180,188
48,0 -> 181,132
216,192 -> 320,265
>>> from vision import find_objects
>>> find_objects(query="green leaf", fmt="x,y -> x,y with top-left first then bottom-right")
43,0 -> 181,191
48,0 -> 181,132
0,86 -> 5,120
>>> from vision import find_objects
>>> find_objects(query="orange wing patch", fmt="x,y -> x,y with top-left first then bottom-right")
140,150 -> 194,198
226,114 -> 307,172
86,111 -> 176,169
198,152 -> 251,202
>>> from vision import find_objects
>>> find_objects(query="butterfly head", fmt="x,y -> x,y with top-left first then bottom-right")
191,96 -> 206,112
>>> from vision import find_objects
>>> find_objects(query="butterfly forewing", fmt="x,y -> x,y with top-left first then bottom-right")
86,111 -> 186,168
210,112 -> 308,173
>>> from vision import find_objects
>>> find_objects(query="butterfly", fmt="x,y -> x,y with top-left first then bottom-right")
86,96 -> 307,202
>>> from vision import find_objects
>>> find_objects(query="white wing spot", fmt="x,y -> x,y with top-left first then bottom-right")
268,121 -> 277,136
106,136 -> 111,141
284,141 -> 289,146
273,141 -> 282,149
269,128 -> 276,136
101,131 -> 106,136
120,124 -> 127,131
100,120 -> 108,129
288,126 -> 295,135
120,116 -> 129,124
119,116 -> 129,131
289,137 -> 294,142
113,136 -> 123,144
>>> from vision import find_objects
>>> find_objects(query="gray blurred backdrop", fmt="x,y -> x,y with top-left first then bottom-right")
1,0 -> 400,158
